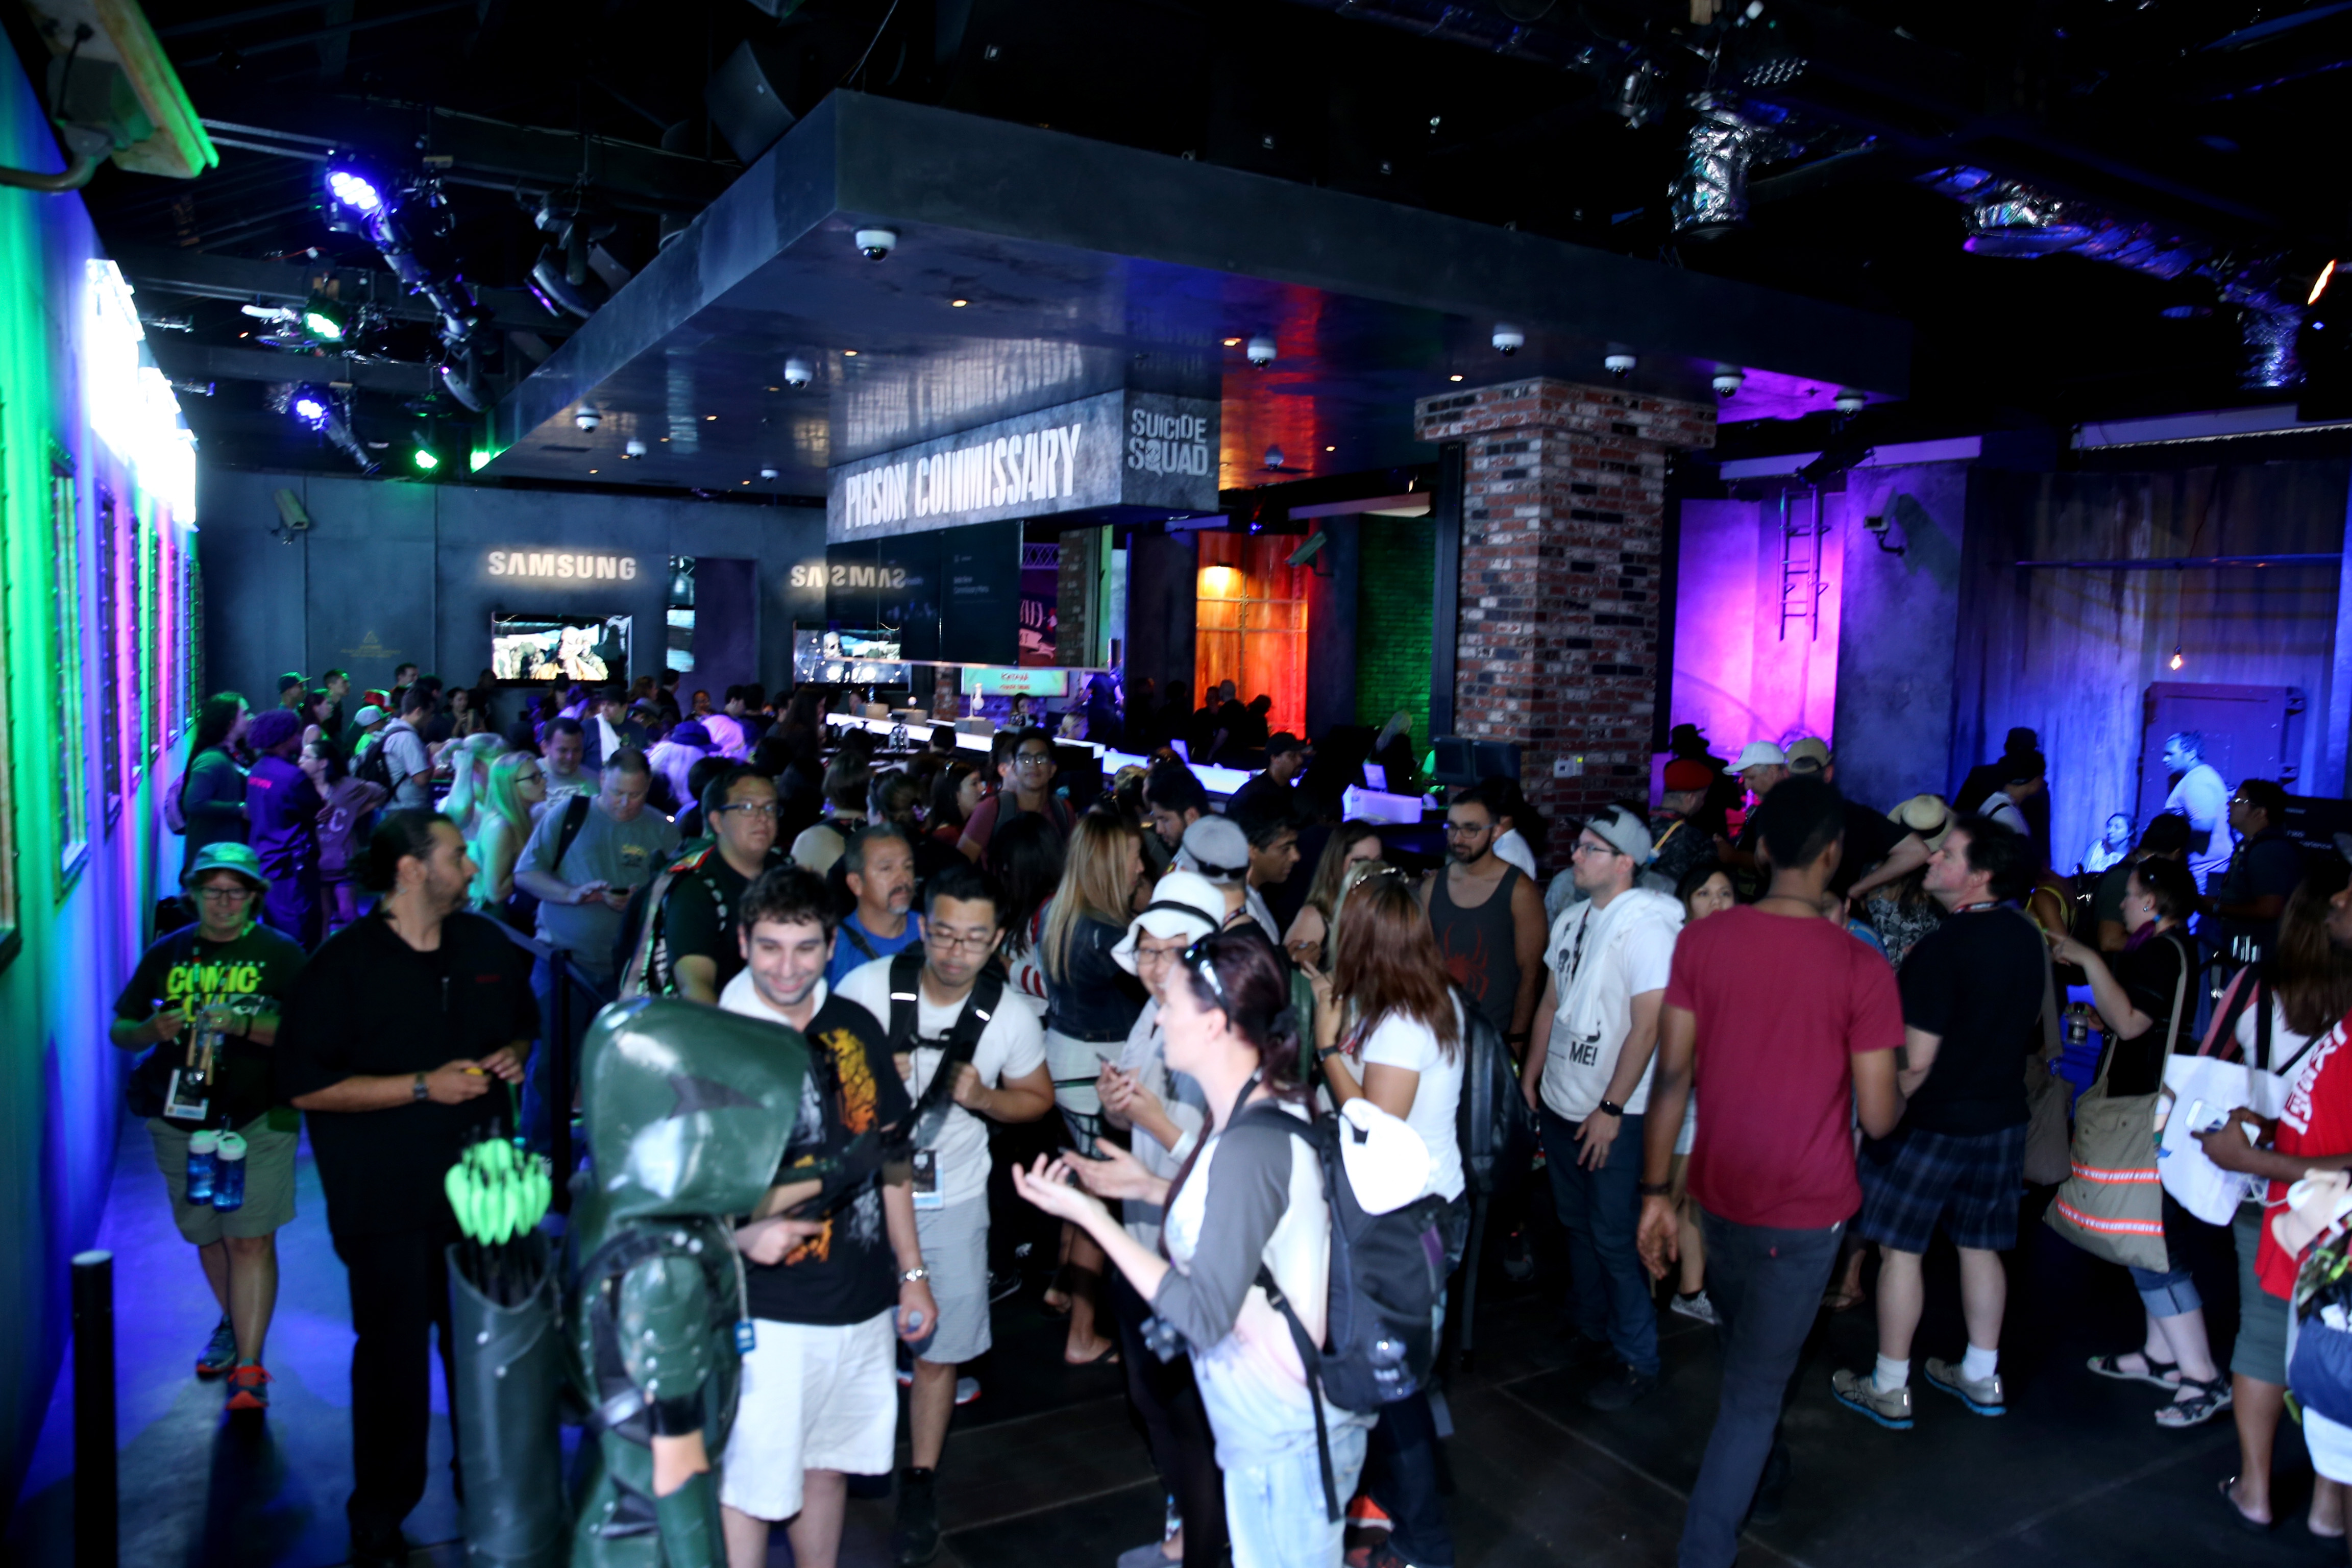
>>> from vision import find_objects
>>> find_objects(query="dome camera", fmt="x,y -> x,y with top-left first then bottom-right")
1603,350 -> 1638,379
853,227 -> 898,260
783,357 -> 814,388
1711,365 -> 1746,398
1491,324 -> 1526,356
759,467 -> 779,480
1246,335 -> 1277,368
623,438 -> 646,459
1834,387 -> 1867,415
574,407 -> 600,433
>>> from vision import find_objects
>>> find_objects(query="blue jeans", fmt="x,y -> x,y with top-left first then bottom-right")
1225,1420 -> 1368,1568
1545,1108 -> 1660,1377
1679,1209 -> 1843,1568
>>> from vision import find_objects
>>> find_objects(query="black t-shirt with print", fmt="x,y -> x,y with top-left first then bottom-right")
114,921 -> 310,1129
275,909 -> 541,1236
743,990 -> 915,1326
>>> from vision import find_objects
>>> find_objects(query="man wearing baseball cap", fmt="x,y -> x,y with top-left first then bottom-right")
1777,738 -> 1932,906
1713,742 -> 1791,893
1649,757 -> 1720,894
1178,814 -> 1278,944
1227,732 -> 1308,824
108,843 -> 310,1413
1095,871 -> 1229,1568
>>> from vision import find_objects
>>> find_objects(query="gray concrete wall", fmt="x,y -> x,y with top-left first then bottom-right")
1830,460 -> 1971,813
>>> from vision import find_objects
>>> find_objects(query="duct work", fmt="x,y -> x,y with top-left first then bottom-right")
1671,93 -> 1786,238
1919,165 -> 2302,390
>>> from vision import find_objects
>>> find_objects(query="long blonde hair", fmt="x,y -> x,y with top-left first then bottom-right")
1042,808 -> 1141,983
476,750 -> 538,850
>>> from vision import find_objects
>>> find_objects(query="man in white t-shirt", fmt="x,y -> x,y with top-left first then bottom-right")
2163,730 -> 2233,889
1522,805 -> 1683,1412
833,861 -> 1052,1568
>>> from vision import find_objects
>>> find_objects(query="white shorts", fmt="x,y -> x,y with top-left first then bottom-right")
718,1309 -> 897,1522
914,1197 -> 991,1366
2312,1407 -> 2352,1487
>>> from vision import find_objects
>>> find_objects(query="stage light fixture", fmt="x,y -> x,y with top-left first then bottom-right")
470,450 -> 491,472
326,167 -> 384,218
1834,387 -> 1867,414
1264,444 -> 1285,469
2170,644 -> 2184,671
301,299 -> 347,342
289,386 -> 332,429
2313,260 -> 2339,306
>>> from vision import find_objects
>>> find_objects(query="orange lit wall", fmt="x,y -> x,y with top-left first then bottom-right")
1194,532 -> 1308,735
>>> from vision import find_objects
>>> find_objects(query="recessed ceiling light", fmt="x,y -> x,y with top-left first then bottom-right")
705,414 -> 717,421
843,349 -> 858,356
767,385 -> 780,391
660,436 -> 671,442
1449,374 -> 1463,382
950,298 -> 968,307
1222,337 -> 1241,347
741,479 -> 750,484
589,468 -> 598,474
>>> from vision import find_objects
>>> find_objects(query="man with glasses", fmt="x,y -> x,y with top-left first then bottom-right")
834,862 -> 1052,1566
2206,778 -> 2303,956
1422,783 -> 1547,1047
110,843 -> 309,1411
1522,807 -> 1684,1411
653,766 -> 784,1003
957,731 -> 1072,863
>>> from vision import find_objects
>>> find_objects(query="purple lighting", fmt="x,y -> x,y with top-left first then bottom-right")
326,168 -> 383,216
290,388 -> 331,429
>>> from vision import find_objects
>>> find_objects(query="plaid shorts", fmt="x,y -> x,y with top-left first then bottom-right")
1857,1121 -> 2028,1255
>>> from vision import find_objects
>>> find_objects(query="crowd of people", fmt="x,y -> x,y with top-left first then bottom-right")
111,669 -> 2352,1568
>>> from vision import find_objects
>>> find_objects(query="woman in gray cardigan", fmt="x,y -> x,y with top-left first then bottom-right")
181,693 -> 253,860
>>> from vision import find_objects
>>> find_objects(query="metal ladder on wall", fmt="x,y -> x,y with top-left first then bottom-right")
1778,487 -> 1826,641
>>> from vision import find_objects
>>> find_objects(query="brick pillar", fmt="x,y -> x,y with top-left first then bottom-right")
1414,379 -> 1714,863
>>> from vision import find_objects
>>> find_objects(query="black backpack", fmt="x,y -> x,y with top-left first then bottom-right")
1454,985 -> 1537,1197
1233,1092 -> 1449,1523
353,732 -> 396,791
883,949 -> 1007,1148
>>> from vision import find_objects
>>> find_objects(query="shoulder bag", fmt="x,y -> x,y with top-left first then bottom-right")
2043,931 -> 2187,1271
2017,909 -> 2072,1187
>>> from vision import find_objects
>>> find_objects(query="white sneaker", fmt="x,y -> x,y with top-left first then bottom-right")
1670,1290 -> 1718,1326
1830,1367 -> 1914,1430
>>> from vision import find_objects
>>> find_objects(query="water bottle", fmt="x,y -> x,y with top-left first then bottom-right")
186,1129 -> 218,1206
212,1130 -> 248,1212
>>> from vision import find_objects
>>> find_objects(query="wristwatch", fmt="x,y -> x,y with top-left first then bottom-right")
1637,1180 -> 1672,1197
899,1265 -> 932,1284
1597,1099 -> 1625,1118
412,1071 -> 430,1103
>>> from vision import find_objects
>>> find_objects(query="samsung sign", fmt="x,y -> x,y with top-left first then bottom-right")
828,389 -> 1217,542
487,550 -> 642,581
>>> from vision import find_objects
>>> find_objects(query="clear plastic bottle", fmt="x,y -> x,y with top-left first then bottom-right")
186,1128 -> 219,1206
212,1130 -> 248,1212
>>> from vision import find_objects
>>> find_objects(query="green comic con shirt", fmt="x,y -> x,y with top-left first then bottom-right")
114,920 -> 310,1130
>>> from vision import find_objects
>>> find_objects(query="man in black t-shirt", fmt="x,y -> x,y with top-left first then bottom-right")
276,812 -> 537,1568
716,865 -> 933,1568
1782,737 -> 1930,902
110,843 -> 309,1409
654,766 -> 783,1002
2206,778 -> 2306,957
1835,816 -> 2044,1428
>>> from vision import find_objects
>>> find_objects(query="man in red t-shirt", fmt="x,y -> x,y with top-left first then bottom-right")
1638,776 -> 1905,1568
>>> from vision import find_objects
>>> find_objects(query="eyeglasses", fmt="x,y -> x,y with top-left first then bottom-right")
715,801 -> 780,819
1014,753 -> 1055,770
1571,838 -> 1622,858
1443,822 -> 1491,838
925,927 -> 998,952
197,886 -> 255,903
517,771 -> 545,785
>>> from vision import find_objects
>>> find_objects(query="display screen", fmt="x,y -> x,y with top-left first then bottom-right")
492,612 -> 632,683
792,627 -> 909,686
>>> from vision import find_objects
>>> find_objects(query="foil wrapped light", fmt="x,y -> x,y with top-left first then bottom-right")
1671,93 -> 1779,238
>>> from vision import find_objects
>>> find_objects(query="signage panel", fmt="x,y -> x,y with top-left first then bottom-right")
828,389 -> 1216,542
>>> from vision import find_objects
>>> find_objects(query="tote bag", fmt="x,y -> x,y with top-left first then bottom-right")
2044,932 -> 2187,1272
2159,970 -> 2322,1224
2018,910 -> 2072,1187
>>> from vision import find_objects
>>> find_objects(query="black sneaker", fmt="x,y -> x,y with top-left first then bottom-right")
1585,1364 -> 1659,1411
195,1315 -> 236,1380
892,1466 -> 941,1566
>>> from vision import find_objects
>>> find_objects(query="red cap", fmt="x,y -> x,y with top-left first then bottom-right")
1662,758 -> 1713,793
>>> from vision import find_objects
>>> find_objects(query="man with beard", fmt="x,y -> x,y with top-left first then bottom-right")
718,865 -> 934,1568
655,766 -> 785,1003
830,824 -> 924,986
277,812 -> 536,1568
1422,785 -> 1547,1046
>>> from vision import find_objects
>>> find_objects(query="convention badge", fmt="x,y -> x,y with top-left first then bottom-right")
911,1147 -> 944,1211
162,1069 -> 211,1123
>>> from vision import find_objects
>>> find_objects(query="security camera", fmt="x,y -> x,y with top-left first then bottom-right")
1491,324 -> 1525,356
1834,387 -> 1867,415
854,227 -> 898,260
1711,365 -> 1746,398
1603,350 -> 1637,379
759,467 -> 779,480
783,357 -> 813,388
1246,335 -> 1277,368
623,438 -> 646,459
574,407 -> 600,432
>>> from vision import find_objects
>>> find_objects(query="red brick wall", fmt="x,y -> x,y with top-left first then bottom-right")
1414,379 -> 1714,864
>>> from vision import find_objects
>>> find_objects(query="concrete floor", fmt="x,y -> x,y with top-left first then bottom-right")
9,1118 -> 2344,1567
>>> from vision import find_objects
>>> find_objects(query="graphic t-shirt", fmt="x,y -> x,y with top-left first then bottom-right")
720,973 -> 916,1325
1664,905 -> 1906,1229
2260,1015 -> 2352,1300
519,798 -> 679,979
835,957 -> 1046,1208
115,922 -> 309,1129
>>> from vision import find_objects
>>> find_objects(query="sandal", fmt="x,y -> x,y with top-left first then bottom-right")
2218,1477 -> 2275,1535
2086,1352 -> 2180,1390
2154,1374 -> 2233,1429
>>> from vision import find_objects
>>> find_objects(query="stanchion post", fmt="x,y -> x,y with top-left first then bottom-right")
550,948 -> 574,1213
72,1250 -> 116,1568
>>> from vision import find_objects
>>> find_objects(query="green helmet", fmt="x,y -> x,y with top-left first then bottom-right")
580,997 -> 811,1223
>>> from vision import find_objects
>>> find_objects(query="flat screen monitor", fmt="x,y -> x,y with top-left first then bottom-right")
1362,762 -> 1388,792
492,612 -> 631,684
792,627 -> 909,687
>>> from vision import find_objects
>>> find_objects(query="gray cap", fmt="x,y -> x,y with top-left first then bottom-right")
353,704 -> 387,727
1584,804 -> 1654,865
1177,815 -> 1252,882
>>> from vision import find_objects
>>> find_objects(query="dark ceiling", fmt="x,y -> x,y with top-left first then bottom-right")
16,0 -> 2352,484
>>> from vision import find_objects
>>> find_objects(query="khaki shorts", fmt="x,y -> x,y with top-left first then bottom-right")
147,1116 -> 299,1243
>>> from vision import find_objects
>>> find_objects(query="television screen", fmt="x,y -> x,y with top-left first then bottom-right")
492,612 -> 631,683
792,627 -> 908,686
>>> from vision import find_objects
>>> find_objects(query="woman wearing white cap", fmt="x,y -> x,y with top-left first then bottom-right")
1090,871 -> 1229,1568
